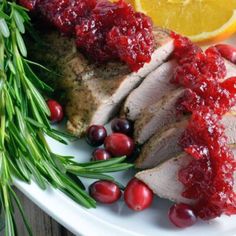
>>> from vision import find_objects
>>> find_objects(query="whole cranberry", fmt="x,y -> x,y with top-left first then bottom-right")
168,203 -> 197,228
92,148 -> 111,161
104,133 -> 134,157
111,118 -> 133,136
86,125 -> 107,147
127,145 -> 141,162
124,178 -> 153,211
19,0 -> 37,10
215,44 -> 236,64
47,99 -> 64,123
89,180 -> 122,204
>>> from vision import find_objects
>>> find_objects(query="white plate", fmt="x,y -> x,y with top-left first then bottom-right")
15,34 -> 236,236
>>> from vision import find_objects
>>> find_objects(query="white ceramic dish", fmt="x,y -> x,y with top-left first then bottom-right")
14,34 -> 236,236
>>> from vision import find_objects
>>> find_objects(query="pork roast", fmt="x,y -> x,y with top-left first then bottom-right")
31,29 -> 174,137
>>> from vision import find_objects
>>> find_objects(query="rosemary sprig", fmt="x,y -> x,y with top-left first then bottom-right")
0,1 -> 133,235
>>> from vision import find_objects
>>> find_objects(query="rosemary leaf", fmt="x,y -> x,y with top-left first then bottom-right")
15,28 -> 27,57
0,18 -> 9,37
13,10 -> 25,34
0,2 -> 133,235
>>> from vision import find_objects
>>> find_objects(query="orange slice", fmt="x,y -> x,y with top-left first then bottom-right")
129,0 -> 236,43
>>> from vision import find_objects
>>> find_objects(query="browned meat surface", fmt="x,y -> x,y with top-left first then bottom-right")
31,28 -> 174,137
136,149 -> 236,204
65,62 -> 141,136
66,28 -> 174,136
123,60 -> 177,121
135,114 -> 236,169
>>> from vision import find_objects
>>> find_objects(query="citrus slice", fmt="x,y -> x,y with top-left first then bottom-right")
128,0 -> 236,43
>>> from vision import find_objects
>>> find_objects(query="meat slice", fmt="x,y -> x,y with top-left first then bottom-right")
136,153 -> 194,204
136,28 -> 175,78
135,114 -> 236,169
124,58 -> 236,122
123,60 -> 177,120
134,88 -> 186,144
65,63 -> 143,135
134,59 -> 236,144
136,149 -> 236,204
135,119 -> 187,169
30,28 -> 174,137
66,30 -> 174,136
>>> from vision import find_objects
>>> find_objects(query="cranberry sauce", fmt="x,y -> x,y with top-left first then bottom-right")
179,108 -> 236,220
171,33 -> 236,115
37,0 -> 97,35
76,0 -> 154,71
171,32 -> 236,220
20,0 -> 154,71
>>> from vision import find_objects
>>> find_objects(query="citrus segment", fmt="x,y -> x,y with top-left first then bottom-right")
129,0 -> 236,42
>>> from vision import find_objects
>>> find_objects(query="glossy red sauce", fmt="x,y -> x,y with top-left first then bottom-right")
171,32 -> 236,220
19,0 -> 154,71
179,108 -> 236,220
37,0 -> 97,35
76,0 -> 154,71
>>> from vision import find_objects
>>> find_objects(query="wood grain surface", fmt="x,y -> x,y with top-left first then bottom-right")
5,188 -> 75,236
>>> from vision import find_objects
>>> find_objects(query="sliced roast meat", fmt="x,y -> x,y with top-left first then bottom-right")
124,58 -> 236,122
135,119 -> 187,169
30,29 -> 174,137
65,64 -> 143,136
136,28 -> 175,78
134,88 -> 186,144
123,60 -> 177,121
136,153 -> 194,204
136,149 -> 236,204
135,113 -> 236,169
67,29 -> 174,136
134,59 -> 236,144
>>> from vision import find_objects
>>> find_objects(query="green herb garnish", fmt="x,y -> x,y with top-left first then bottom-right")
0,1 -> 133,235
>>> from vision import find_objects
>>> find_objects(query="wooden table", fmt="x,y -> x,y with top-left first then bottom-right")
12,189 -> 75,236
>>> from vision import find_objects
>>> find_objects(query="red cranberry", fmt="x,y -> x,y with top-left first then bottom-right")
168,203 -> 197,228
111,118 -> 133,136
124,178 -> 153,211
89,180 -> 121,204
47,99 -> 64,123
19,0 -> 37,10
91,148 -> 111,161
104,133 -> 134,157
127,145 -> 141,162
215,44 -> 236,64
86,125 -> 107,147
